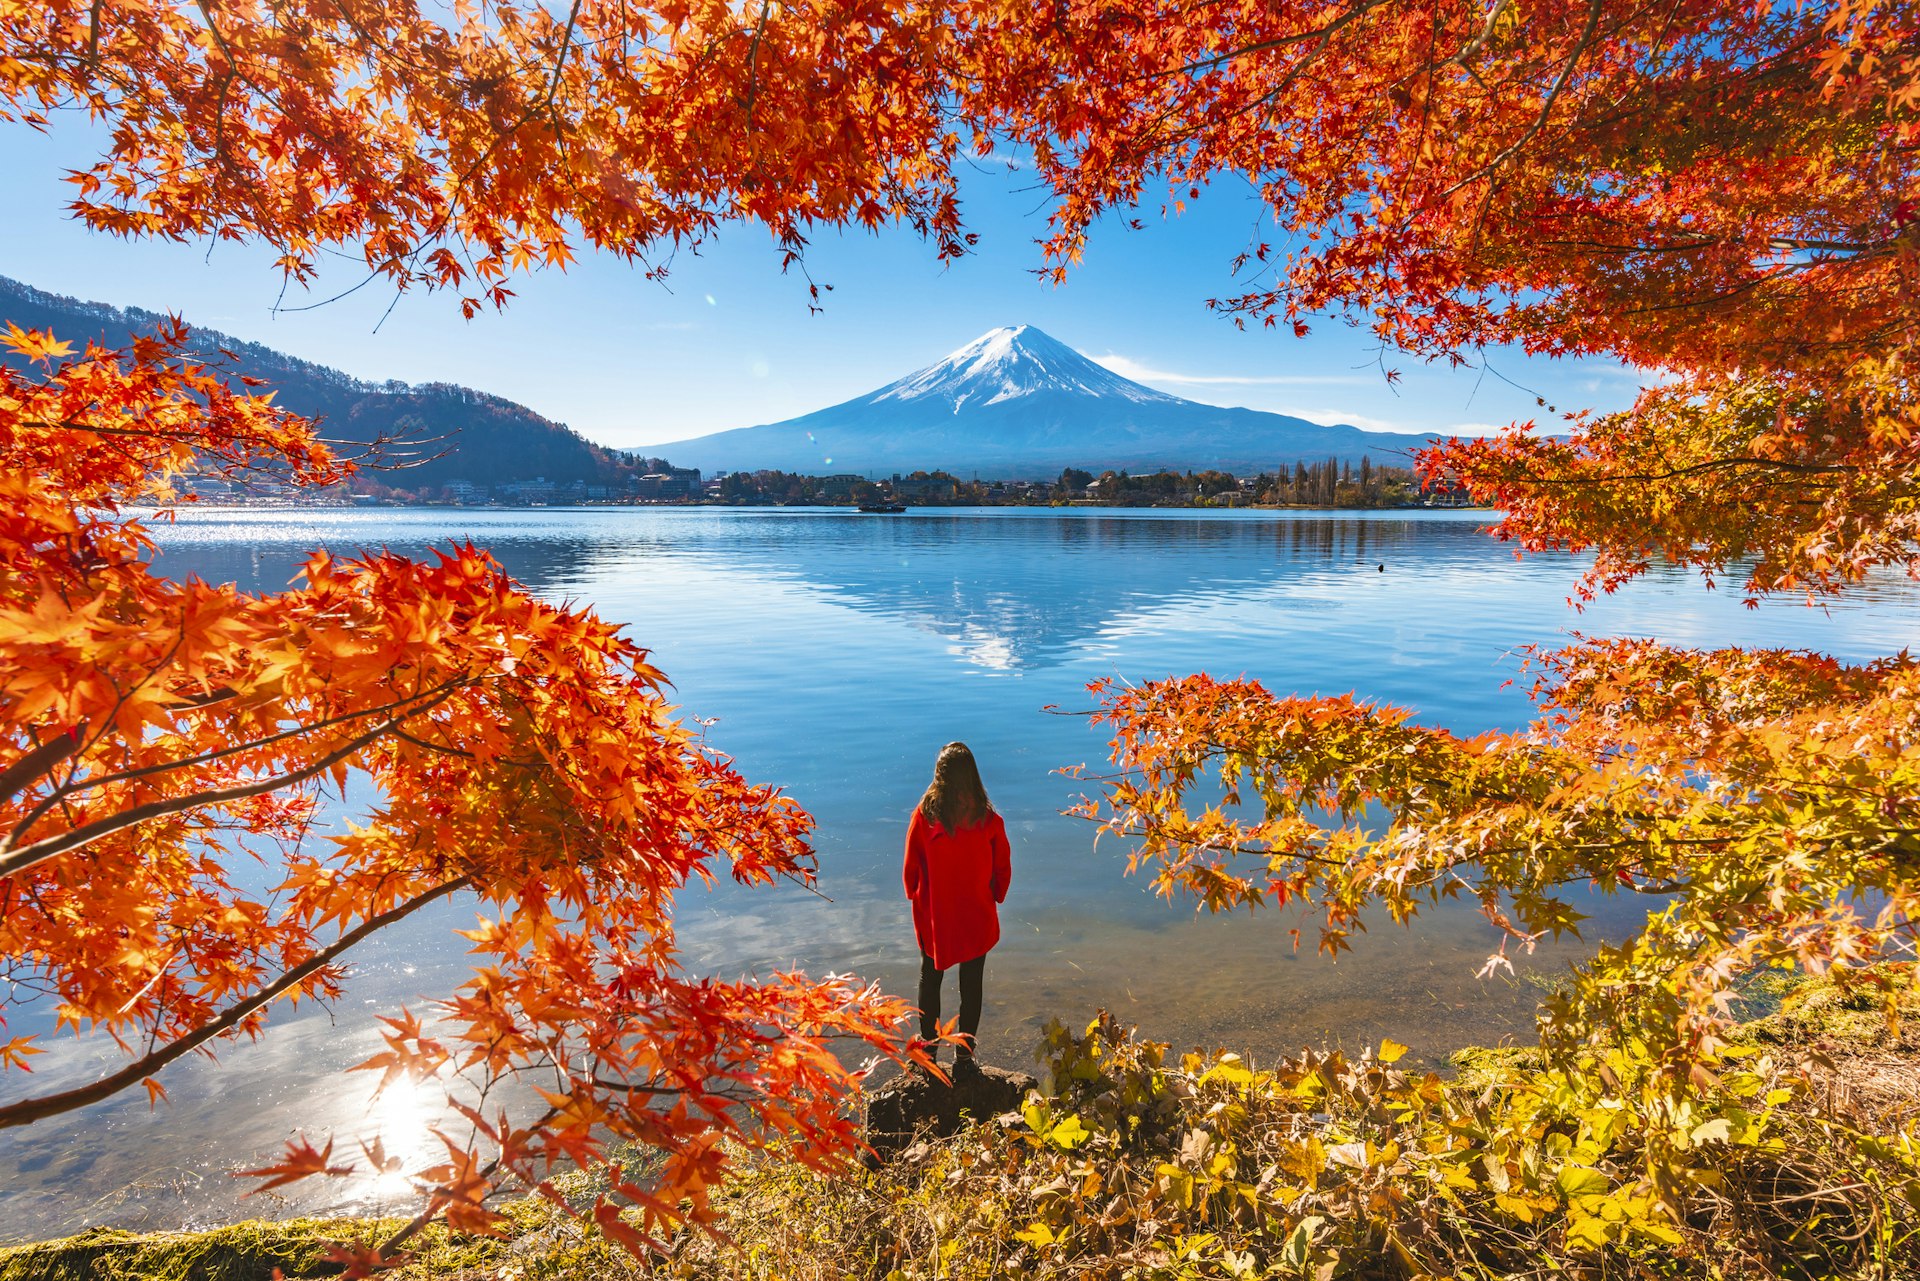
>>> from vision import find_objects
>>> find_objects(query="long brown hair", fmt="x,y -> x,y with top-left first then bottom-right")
917,741 -> 994,831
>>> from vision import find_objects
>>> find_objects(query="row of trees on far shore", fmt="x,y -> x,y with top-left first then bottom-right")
186,457 -> 1461,510
706,457 -> 1465,508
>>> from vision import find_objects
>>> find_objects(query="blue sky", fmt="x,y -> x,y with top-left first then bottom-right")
0,123 -> 1647,453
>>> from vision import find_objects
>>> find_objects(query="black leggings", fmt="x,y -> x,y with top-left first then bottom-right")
918,953 -> 985,1055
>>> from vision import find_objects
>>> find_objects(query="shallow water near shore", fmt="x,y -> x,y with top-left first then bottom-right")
5,505 -> 1917,1240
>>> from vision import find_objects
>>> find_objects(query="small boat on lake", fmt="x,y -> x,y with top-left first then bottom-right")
857,502 -> 908,513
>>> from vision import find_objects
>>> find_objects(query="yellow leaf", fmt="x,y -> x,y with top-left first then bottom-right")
1555,1165 -> 1609,1199
1689,1117 -> 1733,1145
1047,1115 -> 1090,1150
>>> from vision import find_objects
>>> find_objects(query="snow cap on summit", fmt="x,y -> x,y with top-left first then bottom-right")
871,325 -> 1181,413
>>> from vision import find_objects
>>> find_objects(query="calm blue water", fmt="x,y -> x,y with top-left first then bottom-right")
4,506 -> 1916,1237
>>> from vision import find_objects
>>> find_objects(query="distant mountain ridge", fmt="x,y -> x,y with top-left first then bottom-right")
652,324 -> 1436,478
0,276 -> 634,493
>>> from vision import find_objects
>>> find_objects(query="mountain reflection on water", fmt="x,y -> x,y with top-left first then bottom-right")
155,507 -> 1464,674
4,506 -> 1917,1241
571,511 -> 1469,672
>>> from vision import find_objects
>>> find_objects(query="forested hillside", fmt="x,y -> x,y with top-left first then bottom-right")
0,276 -> 635,494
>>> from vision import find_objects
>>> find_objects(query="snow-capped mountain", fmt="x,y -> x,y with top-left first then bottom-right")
651,325 -> 1434,478
871,325 -> 1181,412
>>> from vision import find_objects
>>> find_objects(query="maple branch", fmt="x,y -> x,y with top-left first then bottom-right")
1126,0 -> 1393,156
8,676 -> 476,856
28,418 -> 293,446
542,0 -> 584,124
1441,0 -> 1604,199
1491,455 -> 1860,486
29,683 -> 473,805
192,0 -> 246,182
0,728 -> 83,807
55,627 -> 195,816
389,724 -> 478,758
1618,0 -> 1688,103
1531,235 -> 1721,255
1149,0 -> 1389,83
589,1075 -> 685,1095
0,877 -> 470,1129
1617,265 -> 1785,315
313,1 -> 455,89
1074,812 -> 1352,870
85,0 -> 104,68
1626,879 -> 1691,895
310,0 -> 586,307
376,1158 -> 502,1260
1766,235 -> 1904,256
0,685 -> 463,879
1441,0 -> 1511,70
743,0 -> 771,130
178,686 -> 241,709
310,413 -> 460,468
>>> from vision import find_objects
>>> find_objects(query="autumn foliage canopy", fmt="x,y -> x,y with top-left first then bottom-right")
2,0 -> 1919,1265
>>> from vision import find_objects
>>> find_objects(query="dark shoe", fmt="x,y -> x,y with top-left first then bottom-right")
951,1054 -> 982,1083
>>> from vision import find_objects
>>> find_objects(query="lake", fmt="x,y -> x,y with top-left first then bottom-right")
4,505 -> 1917,1238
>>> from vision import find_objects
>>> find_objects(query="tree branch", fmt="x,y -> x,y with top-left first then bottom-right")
0,728 -> 83,807
1489,455 -> 1860,486
1442,0 -> 1512,69
0,877 -> 470,1129
1442,0 -> 1604,199
21,680 -> 475,816
0,685 -> 462,879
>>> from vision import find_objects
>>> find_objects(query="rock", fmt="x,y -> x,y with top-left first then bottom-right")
865,1061 -> 1039,1162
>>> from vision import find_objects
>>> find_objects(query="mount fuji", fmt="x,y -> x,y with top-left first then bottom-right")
650,325 -> 1436,478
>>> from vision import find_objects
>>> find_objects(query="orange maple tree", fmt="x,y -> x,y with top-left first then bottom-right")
0,323 -> 925,1258
0,0 -> 985,1258
1015,0 -> 1920,1209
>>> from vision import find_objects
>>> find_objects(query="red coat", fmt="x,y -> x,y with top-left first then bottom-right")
903,808 -> 1011,970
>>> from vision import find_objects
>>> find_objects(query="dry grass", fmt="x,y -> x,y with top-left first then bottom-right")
1736,966 -> 1920,1133
9,970 -> 1920,1280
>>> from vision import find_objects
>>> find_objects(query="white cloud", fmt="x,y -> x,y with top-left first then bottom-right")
1074,348 -> 1580,439
1269,406 -> 1407,433
1083,351 -> 1374,388
966,147 -> 1036,172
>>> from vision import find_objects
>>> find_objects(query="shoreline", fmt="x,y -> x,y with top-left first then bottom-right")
6,967 -> 1915,1279
142,499 -> 1494,514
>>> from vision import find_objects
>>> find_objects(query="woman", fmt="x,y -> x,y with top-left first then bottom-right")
903,741 -> 1011,1072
